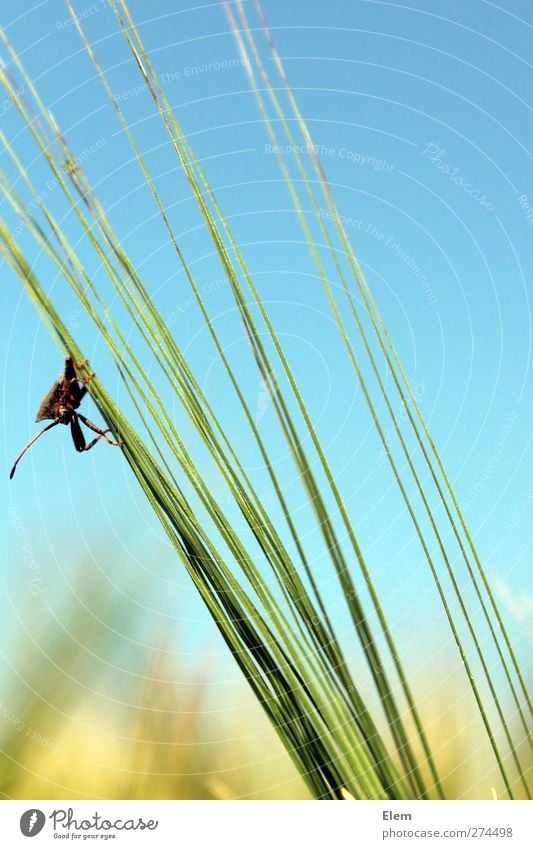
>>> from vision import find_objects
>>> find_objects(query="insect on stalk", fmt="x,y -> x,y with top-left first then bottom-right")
9,357 -> 122,479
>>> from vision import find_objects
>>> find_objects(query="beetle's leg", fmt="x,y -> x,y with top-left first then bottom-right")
72,372 -> 95,386
70,414 -> 86,452
77,413 -> 122,448
77,385 -> 88,403
72,360 -> 95,385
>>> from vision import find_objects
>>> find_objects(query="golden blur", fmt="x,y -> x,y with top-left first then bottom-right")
0,563 -> 307,800
1,562 -> 529,800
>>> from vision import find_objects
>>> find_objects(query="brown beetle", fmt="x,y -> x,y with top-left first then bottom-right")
9,357 -> 121,479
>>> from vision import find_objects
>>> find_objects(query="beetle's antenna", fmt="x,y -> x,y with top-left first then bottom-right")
9,421 -> 60,479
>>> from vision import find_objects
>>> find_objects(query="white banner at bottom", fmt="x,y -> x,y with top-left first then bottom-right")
0,800 -> 531,848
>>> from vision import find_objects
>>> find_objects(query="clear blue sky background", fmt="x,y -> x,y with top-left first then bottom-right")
1,0 -> 531,717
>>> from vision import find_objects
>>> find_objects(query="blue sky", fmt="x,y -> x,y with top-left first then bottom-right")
1,0 -> 531,710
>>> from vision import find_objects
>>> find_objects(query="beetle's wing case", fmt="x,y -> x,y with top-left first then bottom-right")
35,358 -> 79,422
35,378 -> 64,422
